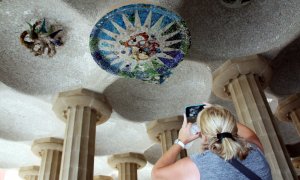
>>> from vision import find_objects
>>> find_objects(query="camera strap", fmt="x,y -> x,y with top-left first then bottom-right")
227,158 -> 262,180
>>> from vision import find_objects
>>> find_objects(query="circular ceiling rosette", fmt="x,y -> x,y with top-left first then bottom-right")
90,4 -> 191,84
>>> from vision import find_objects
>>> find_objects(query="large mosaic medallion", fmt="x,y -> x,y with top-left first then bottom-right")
90,4 -> 190,84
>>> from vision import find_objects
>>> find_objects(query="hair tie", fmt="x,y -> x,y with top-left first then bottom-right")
217,132 -> 235,143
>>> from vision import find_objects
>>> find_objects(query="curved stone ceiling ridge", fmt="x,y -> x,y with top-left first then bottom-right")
95,113 -> 153,156
268,36 -> 300,96
0,84 -> 65,141
104,60 -> 212,122
93,156 -> 116,178
62,0 -> 300,60
144,138 -> 203,165
65,0 -> 300,57
0,139 -> 40,168
1,1 -> 300,179
94,156 -> 153,180
177,0 -> 300,58
276,120 -> 300,145
62,0 -> 184,23
0,0 -> 110,95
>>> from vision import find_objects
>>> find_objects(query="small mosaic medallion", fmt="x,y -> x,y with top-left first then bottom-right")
90,4 -> 190,84
20,18 -> 64,57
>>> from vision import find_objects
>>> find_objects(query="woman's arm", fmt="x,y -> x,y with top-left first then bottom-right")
151,144 -> 199,180
151,115 -> 200,180
237,122 -> 264,152
151,143 -> 182,171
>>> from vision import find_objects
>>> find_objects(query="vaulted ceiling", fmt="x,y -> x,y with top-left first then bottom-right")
1,0 -> 300,179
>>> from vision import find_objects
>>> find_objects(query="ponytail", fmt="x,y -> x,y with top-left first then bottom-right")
197,105 -> 250,160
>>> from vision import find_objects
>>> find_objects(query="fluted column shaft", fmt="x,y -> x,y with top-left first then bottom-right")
275,93 -> 300,136
117,163 -> 138,180
39,150 -> 62,180
290,108 -> 300,135
94,175 -> 113,180
52,88 -> 112,180
26,176 -> 38,180
19,166 -> 40,180
275,93 -> 300,176
292,157 -> 300,169
212,55 -> 296,180
147,116 -> 187,159
108,152 -> 146,180
227,74 -> 294,179
32,138 -> 63,180
159,129 -> 187,158
61,105 -> 97,180
291,157 -> 300,178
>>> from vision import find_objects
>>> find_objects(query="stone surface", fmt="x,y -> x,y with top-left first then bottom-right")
93,175 -> 113,180
53,88 -> 112,125
0,0 -> 300,179
63,0 -> 300,60
19,166 -> 39,180
276,93 -> 300,136
53,88 -> 112,180
0,139 -> 40,168
286,142 -> 300,158
108,152 -> 147,180
31,137 -> 63,180
268,37 -> 300,97
143,144 -> 162,165
0,83 -> 65,141
31,138 -> 63,157
213,55 -> 272,101
147,115 -> 187,158
103,60 -> 212,122
213,59 -> 297,179
291,157 -> 300,169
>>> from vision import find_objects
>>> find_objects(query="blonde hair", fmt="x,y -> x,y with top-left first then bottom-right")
197,105 -> 250,160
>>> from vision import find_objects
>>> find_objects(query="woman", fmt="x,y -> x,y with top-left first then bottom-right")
151,104 -> 272,180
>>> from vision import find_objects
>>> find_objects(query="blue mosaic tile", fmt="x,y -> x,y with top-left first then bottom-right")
89,4 -> 191,84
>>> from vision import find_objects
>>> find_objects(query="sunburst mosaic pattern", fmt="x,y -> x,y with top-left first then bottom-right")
90,4 -> 190,84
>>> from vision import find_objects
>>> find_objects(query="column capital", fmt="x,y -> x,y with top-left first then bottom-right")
275,93 -> 300,122
19,166 -> 39,178
146,115 -> 183,142
31,137 -> 63,157
108,152 -> 147,169
94,175 -> 113,180
213,55 -> 272,100
52,88 -> 112,125
291,156 -> 300,169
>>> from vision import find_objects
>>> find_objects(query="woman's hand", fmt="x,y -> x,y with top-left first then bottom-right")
178,114 -> 201,144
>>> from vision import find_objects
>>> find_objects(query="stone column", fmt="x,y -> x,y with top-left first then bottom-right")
108,152 -> 146,180
212,55 -> 296,180
94,175 -> 113,180
275,93 -> 300,136
52,88 -> 112,180
286,142 -> 300,158
147,116 -> 187,158
19,166 -> 40,180
291,157 -> 300,178
286,142 -> 300,178
31,137 -> 63,180
291,157 -> 300,169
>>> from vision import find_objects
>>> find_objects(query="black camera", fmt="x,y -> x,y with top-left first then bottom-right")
185,104 -> 205,121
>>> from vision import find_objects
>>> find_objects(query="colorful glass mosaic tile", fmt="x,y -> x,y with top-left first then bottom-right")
90,4 -> 190,84
20,18 -> 64,57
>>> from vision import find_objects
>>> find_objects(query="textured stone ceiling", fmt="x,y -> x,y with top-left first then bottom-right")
1,0 -> 300,179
